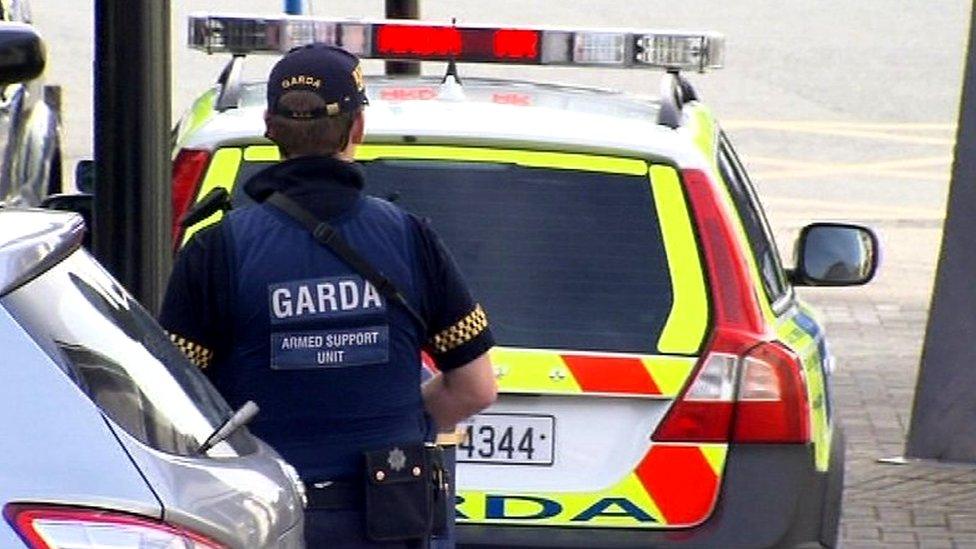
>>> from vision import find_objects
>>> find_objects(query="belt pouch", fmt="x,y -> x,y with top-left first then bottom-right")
427,444 -> 449,537
364,443 -> 433,541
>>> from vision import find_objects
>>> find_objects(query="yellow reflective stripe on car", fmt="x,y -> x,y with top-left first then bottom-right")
354,145 -> 649,175
181,147 -> 242,244
641,356 -> 697,396
458,474 -> 665,528
244,145 -> 281,162
700,445 -> 728,476
490,347 -> 583,395
186,89 -> 218,137
174,89 -> 218,151
795,303 -> 832,471
777,313 -> 831,472
650,165 -> 708,354
687,104 -> 719,171
244,144 -> 649,175
457,443 -> 727,528
489,347 -> 697,397
688,104 -> 778,322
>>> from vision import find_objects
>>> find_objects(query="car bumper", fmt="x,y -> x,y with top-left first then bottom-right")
458,428 -> 844,549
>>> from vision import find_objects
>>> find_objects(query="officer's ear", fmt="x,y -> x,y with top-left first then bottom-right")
349,109 -> 365,145
263,110 -> 275,141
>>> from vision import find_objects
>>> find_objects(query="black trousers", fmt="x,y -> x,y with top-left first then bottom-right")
304,508 -> 427,549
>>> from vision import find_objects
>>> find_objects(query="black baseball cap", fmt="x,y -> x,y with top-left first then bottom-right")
267,43 -> 369,119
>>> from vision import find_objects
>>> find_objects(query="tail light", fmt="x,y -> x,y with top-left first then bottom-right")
734,341 -> 810,443
171,148 -> 211,247
651,352 -> 736,442
652,169 -> 810,444
4,504 -> 225,548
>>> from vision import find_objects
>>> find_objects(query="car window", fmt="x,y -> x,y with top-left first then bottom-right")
1,249 -> 256,457
233,157 -> 676,354
717,135 -> 790,305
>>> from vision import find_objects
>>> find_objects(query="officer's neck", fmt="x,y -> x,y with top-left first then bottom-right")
284,143 -> 358,163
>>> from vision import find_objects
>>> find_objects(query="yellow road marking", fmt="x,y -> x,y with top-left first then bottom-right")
755,168 -> 946,182
722,120 -> 955,146
764,196 -> 944,220
746,155 -> 951,170
742,155 -> 951,182
729,125 -> 952,146
725,120 -> 955,132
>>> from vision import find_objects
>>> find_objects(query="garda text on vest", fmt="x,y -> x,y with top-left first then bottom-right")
268,276 -> 389,369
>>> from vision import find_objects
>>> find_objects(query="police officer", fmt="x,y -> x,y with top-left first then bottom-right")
160,44 -> 498,548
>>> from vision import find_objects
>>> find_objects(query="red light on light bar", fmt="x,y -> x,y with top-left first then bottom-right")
376,25 -> 461,56
493,29 -> 539,60
190,15 -> 725,71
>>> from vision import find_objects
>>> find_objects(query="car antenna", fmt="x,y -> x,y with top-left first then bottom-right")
443,58 -> 462,85
197,401 -> 259,455
215,54 -> 245,111
442,17 -> 462,85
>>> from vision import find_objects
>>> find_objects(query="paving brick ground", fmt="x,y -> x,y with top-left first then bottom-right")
786,217 -> 976,548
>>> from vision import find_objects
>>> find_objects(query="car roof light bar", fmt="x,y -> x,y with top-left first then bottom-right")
188,14 -> 724,72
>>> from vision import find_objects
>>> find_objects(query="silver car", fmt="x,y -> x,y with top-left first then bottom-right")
0,2 -> 64,207
0,209 -> 305,548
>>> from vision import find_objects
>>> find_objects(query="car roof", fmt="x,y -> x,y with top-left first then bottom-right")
182,75 -> 706,167
0,208 -> 84,295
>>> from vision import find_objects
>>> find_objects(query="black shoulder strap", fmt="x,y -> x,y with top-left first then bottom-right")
265,191 -> 428,334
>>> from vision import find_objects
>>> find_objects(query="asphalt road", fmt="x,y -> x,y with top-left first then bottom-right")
34,1 -> 968,217
32,0 -> 964,302
31,0 -> 964,408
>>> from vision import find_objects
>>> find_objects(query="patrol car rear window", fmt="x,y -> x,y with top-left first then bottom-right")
2,250 -> 256,457
235,158 -> 675,354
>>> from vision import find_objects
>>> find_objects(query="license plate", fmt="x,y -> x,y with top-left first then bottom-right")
457,413 -> 554,465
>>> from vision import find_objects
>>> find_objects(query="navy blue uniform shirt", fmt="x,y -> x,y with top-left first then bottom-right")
159,155 -> 493,478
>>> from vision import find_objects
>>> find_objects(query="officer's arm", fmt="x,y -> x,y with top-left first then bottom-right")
412,216 -> 497,429
159,224 -> 231,371
422,353 -> 497,430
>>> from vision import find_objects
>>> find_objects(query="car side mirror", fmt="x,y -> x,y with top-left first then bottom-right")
0,22 -> 45,86
41,193 -> 93,249
75,159 -> 94,194
790,223 -> 879,287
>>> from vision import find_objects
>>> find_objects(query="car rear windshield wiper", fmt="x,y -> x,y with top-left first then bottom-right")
197,400 -> 259,455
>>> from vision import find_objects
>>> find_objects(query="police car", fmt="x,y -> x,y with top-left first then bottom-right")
175,14 -> 879,548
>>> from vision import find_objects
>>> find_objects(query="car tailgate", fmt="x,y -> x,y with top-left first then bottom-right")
0,306 -> 161,518
456,347 -> 728,530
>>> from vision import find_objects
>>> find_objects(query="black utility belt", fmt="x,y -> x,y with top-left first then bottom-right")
307,443 -> 449,542
306,480 -> 362,510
